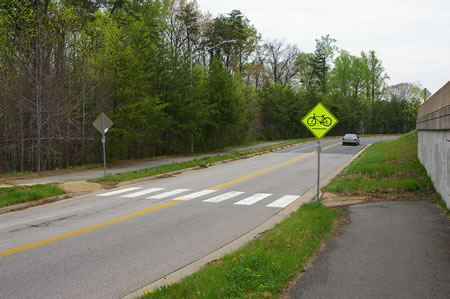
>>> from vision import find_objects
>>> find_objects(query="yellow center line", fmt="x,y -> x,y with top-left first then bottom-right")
210,142 -> 340,190
0,200 -> 182,258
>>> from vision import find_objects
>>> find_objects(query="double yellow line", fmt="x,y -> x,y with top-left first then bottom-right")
211,142 -> 339,190
0,142 -> 339,258
0,201 -> 181,258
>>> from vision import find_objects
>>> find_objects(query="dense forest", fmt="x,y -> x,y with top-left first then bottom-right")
0,0 -> 422,173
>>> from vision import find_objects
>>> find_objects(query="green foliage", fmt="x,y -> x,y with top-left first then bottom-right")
203,9 -> 259,73
144,203 -> 339,298
432,193 -> 450,215
259,83 -> 308,139
0,184 -> 66,208
0,1 -> 420,173
324,131 -> 433,194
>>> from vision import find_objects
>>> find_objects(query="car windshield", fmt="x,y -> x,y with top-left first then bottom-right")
344,134 -> 356,138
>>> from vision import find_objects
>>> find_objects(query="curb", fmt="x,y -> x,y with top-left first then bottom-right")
114,141 -> 310,188
123,143 -> 371,299
0,141 -> 312,215
0,194 -> 71,215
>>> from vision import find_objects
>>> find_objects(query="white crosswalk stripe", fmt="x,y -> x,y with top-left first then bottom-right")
175,190 -> 217,201
234,193 -> 271,206
120,188 -> 165,198
147,189 -> 190,199
96,187 -> 142,197
266,195 -> 299,208
203,191 -> 245,203
96,186 -> 299,208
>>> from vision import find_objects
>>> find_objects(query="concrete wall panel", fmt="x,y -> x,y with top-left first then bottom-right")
447,131 -> 450,201
417,81 -> 450,206
418,131 -> 449,206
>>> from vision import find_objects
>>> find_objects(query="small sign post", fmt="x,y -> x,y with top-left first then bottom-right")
93,113 -> 113,181
301,102 -> 338,205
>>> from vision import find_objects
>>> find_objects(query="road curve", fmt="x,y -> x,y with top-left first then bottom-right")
0,137 -> 396,298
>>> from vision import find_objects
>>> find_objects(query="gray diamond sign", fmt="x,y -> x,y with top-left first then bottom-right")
92,112 -> 113,180
93,112 -> 113,134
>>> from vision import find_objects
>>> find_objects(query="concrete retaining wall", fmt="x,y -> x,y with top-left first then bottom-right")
417,81 -> 450,206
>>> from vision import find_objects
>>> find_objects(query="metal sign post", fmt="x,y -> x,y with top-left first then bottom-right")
316,141 -> 321,205
101,115 -> 107,180
93,113 -> 113,181
301,102 -> 338,205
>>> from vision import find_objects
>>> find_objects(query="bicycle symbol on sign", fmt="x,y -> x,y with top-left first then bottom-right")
307,113 -> 332,127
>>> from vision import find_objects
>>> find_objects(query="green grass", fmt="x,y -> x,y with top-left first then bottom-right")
92,138 -> 315,183
143,203 -> 339,299
431,193 -> 450,215
0,140 -> 301,180
324,131 -> 433,194
0,184 -> 66,208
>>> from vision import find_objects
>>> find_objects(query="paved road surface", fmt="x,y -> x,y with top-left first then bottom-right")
7,141 -> 289,185
0,137 -> 396,298
288,200 -> 450,299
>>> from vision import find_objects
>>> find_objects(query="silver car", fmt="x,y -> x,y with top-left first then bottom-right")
342,134 -> 360,146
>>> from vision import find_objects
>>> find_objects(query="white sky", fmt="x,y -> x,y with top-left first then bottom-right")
196,0 -> 450,93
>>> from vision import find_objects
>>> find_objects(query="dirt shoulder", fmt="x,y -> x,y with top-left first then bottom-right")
321,192 -> 368,207
321,191 -> 434,208
60,181 -> 102,193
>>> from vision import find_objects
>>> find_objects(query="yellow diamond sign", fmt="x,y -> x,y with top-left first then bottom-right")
301,102 -> 338,139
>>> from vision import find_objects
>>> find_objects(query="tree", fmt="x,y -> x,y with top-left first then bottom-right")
295,52 -> 314,87
360,50 -> 389,132
0,3 -> 416,174
263,39 -> 300,85
204,57 -> 247,148
202,10 -> 259,73
314,34 -> 338,65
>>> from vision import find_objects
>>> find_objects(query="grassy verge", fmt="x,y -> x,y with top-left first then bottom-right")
92,139 -> 315,183
431,193 -> 450,215
143,203 -> 340,298
323,130 -> 448,214
324,131 -> 432,194
138,131 -> 446,298
0,140 -> 293,183
0,164 -> 103,184
0,184 -> 66,208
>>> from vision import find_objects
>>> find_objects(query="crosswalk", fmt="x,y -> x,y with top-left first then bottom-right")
96,186 -> 299,208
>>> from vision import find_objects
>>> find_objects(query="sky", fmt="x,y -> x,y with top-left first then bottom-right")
196,0 -> 450,93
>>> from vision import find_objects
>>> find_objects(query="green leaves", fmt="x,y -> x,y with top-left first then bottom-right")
0,2 -> 420,173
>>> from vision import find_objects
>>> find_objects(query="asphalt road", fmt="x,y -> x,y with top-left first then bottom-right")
288,201 -> 450,299
7,140 -> 289,185
0,137 -> 396,298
